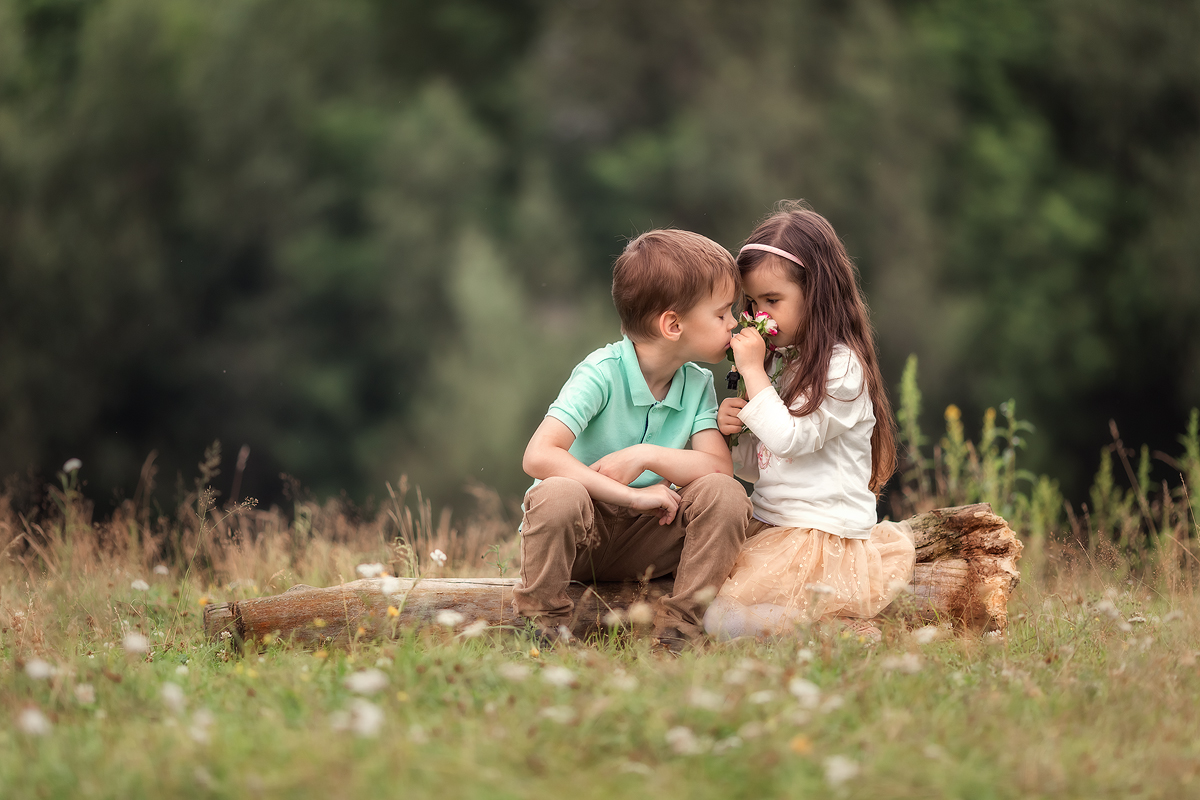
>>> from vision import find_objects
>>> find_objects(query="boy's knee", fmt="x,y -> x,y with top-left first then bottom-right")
524,477 -> 592,523
687,473 -> 751,509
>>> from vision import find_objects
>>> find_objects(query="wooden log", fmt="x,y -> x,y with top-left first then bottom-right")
204,503 -> 1022,646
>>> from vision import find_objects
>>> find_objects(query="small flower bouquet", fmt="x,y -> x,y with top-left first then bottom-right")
725,311 -> 780,447
725,311 -> 780,391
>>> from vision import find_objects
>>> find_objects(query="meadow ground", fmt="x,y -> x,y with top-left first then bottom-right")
2,475 -> 1199,800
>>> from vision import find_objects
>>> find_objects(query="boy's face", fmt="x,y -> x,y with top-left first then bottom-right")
677,277 -> 740,364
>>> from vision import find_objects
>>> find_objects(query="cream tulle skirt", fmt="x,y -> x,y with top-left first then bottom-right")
704,519 -> 916,640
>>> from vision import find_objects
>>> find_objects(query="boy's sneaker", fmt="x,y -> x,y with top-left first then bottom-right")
653,627 -> 691,655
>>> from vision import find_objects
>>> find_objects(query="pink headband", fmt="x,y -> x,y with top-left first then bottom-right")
739,243 -> 805,268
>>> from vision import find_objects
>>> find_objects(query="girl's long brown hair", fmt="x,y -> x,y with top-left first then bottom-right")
738,201 -> 897,495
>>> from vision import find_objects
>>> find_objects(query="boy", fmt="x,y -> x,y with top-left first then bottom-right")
516,229 -> 752,651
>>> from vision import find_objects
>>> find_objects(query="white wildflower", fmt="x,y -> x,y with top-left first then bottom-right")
408,724 -> 429,743
375,657 -> 391,668
723,668 -> 751,686
74,683 -> 95,705
1164,609 -> 1184,623
748,690 -> 777,705
344,669 -> 388,696
626,602 -> 655,626
693,585 -> 718,607
542,666 -> 577,688
538,705 -> 577,725
189,709 -> 215,744
608,669 -> 639,692
356,563 -> 385,579
458,619 -> 489,639
176,665 -> 189,676
130,579 -> 150,592
331,699 -> 384,738
429,549 -> 448,567
687,687 -> 724,711
497,663 -> 531,683
602,610 -> 623,628
824,755 -> 861,787
161,682 -> 186,715
1127,614 -> 1146,625
17,707 -> 52,736
1093,599 -> 1120,619
153,564 -> 170,576
738,721 -> 766,739
911,626 -> 942,645
618,761 -> 653,776
665,726 -> 710,756
882,653 -> 923,674
24,658 -> 55,680
796,648 -> 816,665
434,609 -> 465,628
123,632 -> 150,655
712,735 -> 743,754
379,576 -> 404,597
62,458 -> 82,473
788,677 -> 822,708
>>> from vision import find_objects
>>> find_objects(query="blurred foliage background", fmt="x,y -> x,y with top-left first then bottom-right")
2,0 -> 1198,514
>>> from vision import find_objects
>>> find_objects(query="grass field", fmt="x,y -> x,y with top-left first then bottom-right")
4,397 -> 1200,799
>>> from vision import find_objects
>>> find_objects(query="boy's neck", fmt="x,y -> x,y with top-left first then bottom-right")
630,338 -> 685,401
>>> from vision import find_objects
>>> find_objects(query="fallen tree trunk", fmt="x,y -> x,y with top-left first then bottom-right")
204,503 -> 1022,647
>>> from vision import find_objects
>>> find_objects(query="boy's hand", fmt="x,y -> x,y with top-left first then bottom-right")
718,397 -> 748,436
590,445 -> 647,486
627,484 -> 681,526
729,327 -> 768,376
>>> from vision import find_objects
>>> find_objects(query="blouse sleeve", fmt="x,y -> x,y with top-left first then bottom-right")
737,349 -> 872,459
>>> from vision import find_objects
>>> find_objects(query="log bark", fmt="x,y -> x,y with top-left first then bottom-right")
204,503 -> 1022,646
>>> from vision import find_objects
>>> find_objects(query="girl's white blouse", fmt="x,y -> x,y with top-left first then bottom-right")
732,344 -> 878,539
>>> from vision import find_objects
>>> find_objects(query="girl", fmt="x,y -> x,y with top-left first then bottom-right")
704,201 -> 915,643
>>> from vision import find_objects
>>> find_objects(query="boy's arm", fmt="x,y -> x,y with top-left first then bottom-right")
523,417 -> 681,524
590,428 -> 734,487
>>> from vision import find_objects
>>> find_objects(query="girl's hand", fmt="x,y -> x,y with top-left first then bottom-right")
729,327 -> 768,376
590,445 -> 647,486
718,397 -> 747,436
626,484 -> 681,525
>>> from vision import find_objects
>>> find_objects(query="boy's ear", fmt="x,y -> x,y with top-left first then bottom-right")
658,310 -> 683,341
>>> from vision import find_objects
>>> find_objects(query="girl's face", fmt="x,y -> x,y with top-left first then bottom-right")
741,260 -> 806,348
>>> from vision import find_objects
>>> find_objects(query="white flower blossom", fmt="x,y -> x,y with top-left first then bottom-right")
665,726 -> 710,755
356,563 -> 385,579
824,755 -> 861,787
62,458 -> 82,473
344,669 -> 389,695
788,677 -> 822,708
796,648 -> 816,665
176,665 -> 189,676
161,682 -> 186,715
687,687 -> 724,711
602,610 -> 623,628
748,690 -> 777,705
882,653 -> 923,674
189,709 -> 215,744
434,609 -> 465,628
18,707 -> 52,736
331,699 -> 385,737
24,658 -> 55,680
497,663 -> 531,683
538,705 -> 577,725
911,626 -> 942,645
458,619 -> 489,639
608,670 -> 639,692
429,549 -> 448,567
712,735 -> 743,754
123,632 -> 150,655
153,564 -> 170,576
626,602 -> 655,626
74,683 -> 96,705
542,666 -> 577,688
379,576 -> 403,597
130,579 -> 150,592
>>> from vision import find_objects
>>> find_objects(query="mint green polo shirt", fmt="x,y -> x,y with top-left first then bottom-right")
544,336 -> 720,488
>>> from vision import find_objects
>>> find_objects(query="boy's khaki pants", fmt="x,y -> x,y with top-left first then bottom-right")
513,473 -> 751,639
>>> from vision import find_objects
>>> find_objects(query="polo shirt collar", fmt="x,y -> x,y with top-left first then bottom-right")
619,336 -> 685,410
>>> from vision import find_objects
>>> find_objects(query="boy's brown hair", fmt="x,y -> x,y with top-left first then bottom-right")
612,229 -> 739,341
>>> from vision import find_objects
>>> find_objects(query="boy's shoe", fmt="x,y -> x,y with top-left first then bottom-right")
653,627 -> 691,655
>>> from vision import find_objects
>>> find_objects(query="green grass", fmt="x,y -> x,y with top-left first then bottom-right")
4,562 -> 1200,799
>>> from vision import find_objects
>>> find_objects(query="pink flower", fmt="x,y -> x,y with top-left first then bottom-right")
754,311 -> 770,322
763,319 -> 779,336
